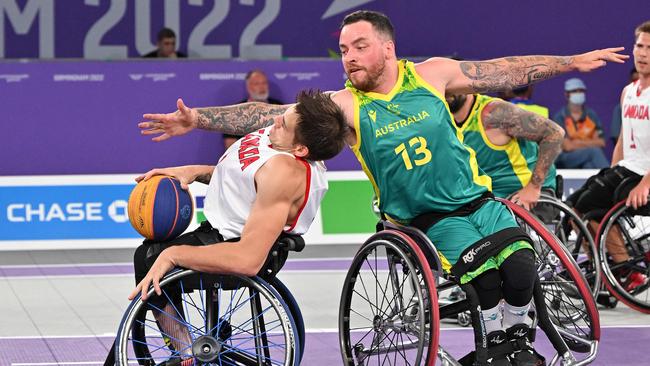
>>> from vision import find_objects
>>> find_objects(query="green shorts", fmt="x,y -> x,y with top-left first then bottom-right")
425,199 -> 532,283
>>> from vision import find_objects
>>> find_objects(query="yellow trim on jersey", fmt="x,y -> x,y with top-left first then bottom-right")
475,100 -> 532,187
408,63 -> 492,191
363,61 -> 406,101
349,91 -> 382,203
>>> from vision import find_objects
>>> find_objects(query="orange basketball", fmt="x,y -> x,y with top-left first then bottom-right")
128,175 -> 194,241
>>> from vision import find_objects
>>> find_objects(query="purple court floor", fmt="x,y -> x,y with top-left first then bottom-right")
1,326 -> 649,365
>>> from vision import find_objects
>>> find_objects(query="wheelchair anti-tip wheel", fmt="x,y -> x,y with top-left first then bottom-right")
115,269 -> 299,366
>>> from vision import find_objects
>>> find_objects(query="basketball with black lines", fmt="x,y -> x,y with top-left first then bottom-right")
127,175 -> 193,240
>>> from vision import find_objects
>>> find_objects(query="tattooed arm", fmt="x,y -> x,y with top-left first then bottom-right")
197,102 -> 291,135
482,101 -> 565,208
416,48 -> 627,95
139,98 -> 291,142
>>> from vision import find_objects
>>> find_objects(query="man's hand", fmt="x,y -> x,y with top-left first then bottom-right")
135,166 -> 205,190
510,184 -> 542,210
129,247 -> 179,301
139,98 -> 198,142
572,47 -> 629,72
626,176 -> 650,209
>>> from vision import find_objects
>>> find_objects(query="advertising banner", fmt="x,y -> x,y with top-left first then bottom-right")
0,170 -> 595,250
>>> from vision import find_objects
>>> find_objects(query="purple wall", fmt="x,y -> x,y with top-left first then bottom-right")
3,1 -> 649,174
1,60 -> 364,175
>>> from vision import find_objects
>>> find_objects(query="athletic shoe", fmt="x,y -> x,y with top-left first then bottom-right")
487,330 -> 512,366
506,324 -> 544,366
624,271 -> 649,292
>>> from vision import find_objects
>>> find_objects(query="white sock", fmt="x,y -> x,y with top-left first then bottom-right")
481,304 -> 502,334
503,302 -> 530,329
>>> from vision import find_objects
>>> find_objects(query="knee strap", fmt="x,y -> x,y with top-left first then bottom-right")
450,227 -> 530,279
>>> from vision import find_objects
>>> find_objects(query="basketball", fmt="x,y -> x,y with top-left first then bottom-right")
128,175 -> 194,241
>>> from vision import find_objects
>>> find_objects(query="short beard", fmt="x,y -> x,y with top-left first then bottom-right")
348,59 -> 386,92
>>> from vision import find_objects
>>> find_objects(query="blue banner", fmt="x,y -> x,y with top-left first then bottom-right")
0,184 -> 138,240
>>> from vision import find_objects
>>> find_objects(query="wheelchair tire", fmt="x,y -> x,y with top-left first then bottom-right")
339,230 -> 439,366
115,269 -> 299,366
596,200 -> 650,313
536,194 -> 601,298
269,276 -> 306,363
499,198 -> 600,355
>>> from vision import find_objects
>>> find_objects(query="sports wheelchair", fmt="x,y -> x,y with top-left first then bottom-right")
339,198 -> 600,366
107,235 -> 307,366
583,177 -> 650,313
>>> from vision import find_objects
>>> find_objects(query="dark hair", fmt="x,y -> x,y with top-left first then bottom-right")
157,28 -> 177,42
635,21 -> 650,39
245,69 -> 267,81
341,10 -> 395,41
294,90 -> 347,161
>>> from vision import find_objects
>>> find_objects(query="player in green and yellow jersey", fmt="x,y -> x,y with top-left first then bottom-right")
139,10 -> 626,366
447,92 -> 564,210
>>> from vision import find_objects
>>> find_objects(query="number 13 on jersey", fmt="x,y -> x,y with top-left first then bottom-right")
394,136 -> 432,170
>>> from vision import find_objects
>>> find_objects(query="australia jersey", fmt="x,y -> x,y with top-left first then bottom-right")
459,94 -> 556,198
346,60 -> 491,222
618,80 -> 650,175
203,127 -> 328,239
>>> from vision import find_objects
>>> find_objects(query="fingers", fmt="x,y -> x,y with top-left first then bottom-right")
152,134 -> 171,142
143,113 -> 167,121
153,277 -> 162,296
128,284 -> 141,300
177,98 -> 189,114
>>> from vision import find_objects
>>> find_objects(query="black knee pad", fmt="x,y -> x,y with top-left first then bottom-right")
471,269 -> 503,309
500,249 -> 536,306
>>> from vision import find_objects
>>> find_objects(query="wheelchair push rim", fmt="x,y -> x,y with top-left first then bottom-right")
115,269 -> 299,366
339,230 -> 439,366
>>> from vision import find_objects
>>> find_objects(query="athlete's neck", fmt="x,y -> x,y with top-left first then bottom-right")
372,60 -> 400,95
638,73 -> 650,92
454,95 -> 475,127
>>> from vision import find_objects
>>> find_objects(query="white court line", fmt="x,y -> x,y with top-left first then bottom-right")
0,258 -> 352,269
3,323 -> 649,341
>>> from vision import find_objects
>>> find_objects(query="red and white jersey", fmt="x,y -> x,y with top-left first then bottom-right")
619,81 -> 650,175
203,126 -> 328,240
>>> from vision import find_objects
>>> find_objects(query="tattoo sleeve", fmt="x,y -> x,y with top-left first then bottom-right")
196,102 -> 291,135
460,56 -> 574,93
483,101 -> 564,187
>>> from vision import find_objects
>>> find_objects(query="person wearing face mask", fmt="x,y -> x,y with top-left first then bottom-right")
552,78 -> 609,168
222,69 -> 284,149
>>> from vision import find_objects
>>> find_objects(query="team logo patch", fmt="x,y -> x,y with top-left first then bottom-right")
368,110 -> 377,122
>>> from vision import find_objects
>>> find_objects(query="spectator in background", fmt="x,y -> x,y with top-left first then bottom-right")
610,68 -> 640,145
223,70 -> 283,149
510,85 -> 550,118
142,28 -> 187,58
552,78 -> 609,168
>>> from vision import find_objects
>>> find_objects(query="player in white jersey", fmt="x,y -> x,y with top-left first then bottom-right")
568,20 -> 650,292
129,90 -> 346,353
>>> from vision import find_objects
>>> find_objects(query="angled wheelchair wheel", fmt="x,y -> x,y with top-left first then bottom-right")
499,198 -> 600,359
536,194 -> 601,298
339,230 -> 439,366
596,201 -> 650,313
115,269 -> 299,366
269,276 -> 306,363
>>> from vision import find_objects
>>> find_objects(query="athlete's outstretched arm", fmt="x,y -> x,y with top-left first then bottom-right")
139,98 -> 292,142
419,48 -> 628,95
482,101 -> 565,208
